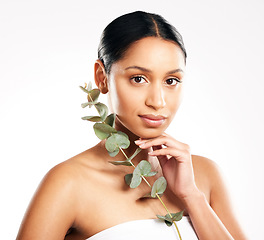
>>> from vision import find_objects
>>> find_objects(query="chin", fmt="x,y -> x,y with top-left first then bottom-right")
134,128 -> 166,139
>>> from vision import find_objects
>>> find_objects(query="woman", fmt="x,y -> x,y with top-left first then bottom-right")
17,11 -> 247,239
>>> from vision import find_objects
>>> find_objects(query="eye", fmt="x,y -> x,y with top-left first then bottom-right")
165,78 -> 182,86
130,76 -> 147,84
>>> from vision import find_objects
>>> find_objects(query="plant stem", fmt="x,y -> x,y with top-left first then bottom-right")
85,87 -> 182,239
156,193 -> 172,217
88,93 -> 93,102
173,221 -> 182,240
118,147 -> 182,240
156,194 -> 182,240
119,148 -> 131,164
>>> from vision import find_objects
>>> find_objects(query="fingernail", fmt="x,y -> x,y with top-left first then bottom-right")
134,140 -> 141,144
148,151 -> 154,155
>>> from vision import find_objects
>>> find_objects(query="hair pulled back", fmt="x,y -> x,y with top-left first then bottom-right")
98,11 -> 187,74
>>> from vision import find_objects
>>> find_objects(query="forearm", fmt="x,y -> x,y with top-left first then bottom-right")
183,191 -> 234,240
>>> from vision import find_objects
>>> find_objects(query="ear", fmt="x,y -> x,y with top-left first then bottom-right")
94,60 -> 108,94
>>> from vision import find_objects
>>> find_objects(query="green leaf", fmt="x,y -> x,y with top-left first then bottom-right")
170,211 -> 184,222
141,192 -> 163,199
88,89 -> 100,102
109,148 -> 140,167
80,86 -> 89,93
156,211 -> 184,227
93,123 -> 117,140
108,149 -> 119,157
81,116 -> 102,122
133,160 -> 157,178
134,160 -> 151,176
81,101 -> 98,108
116,131 -> 129,139
151,176 -> 167,198
105,132 -> 130,153
145,171 -> 157,177
106,132 -> 130,150
95,102 -> 108,122
115,132 -> 130,149
105,113 -> 115,127
105,135 -> 119,152
130,173 -> 142,188
109,160 -> 132,166
156,214 -> 173,226
157,214 -> 167,221
125,173 -> 133,186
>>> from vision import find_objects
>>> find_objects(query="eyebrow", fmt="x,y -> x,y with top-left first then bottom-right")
124,65 -> 184,74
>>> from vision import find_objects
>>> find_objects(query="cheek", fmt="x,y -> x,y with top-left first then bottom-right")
108,80 -> 138,115
115,87 -> 142,115
167,89 -> 184,115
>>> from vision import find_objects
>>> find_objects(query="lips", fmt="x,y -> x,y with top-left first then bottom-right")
139,114 -> 166,127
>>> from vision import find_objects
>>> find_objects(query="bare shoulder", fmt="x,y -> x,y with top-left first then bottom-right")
17,146 -> 104,240
191,154 -> 222,180
191,154 -> 219,170
191,154 -> 223,199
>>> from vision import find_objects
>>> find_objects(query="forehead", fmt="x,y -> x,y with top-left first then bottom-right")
113,37 -> 186,72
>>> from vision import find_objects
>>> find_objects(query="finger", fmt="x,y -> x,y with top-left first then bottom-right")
149,147 -> 190,163
136,135 -> 187,150
152,145 -> 168,168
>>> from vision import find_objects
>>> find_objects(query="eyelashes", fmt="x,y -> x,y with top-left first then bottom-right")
165,78 -> 182,86
130,75 -> 182,86
131,76 -> 146,84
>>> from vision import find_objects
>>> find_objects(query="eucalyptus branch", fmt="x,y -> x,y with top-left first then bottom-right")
80,83 -> 183,239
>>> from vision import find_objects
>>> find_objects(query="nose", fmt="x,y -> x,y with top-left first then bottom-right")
145,83 -> 166,110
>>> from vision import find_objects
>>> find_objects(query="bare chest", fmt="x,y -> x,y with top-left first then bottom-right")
67,158 -> 210,239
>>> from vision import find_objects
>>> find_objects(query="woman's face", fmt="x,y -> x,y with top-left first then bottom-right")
107,37 -> 186,139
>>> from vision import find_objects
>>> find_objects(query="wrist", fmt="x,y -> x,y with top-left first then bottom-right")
181,189 -> 206,212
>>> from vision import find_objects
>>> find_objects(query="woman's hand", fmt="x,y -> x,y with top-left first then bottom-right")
136,134 -> 247,239
135,133 -> 200,201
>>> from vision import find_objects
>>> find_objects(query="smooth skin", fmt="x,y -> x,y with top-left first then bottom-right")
17,37 -> 247,239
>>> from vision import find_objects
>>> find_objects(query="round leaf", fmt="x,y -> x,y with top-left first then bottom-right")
117,131 -> 129,139
93,123 -> 117,140
171,211 -> 184,222
81,101 -> 98,108
109,160 -> 132,166
157,214 -> 173,226
105,135 -> 119,152
145,171 -> 157,177
114,132 -> 130,149
80,86 -> 89,93
105,132 -> 130,152
125,173 -> 133,186
108,148 -> 119,157
105,113 -> 115,127
88,89 -> 100,102
151,176 -> 167,198
95,102 -> 108,122
108,149 -> 119,157
134,160 -> 151,176
130,174 -> 142,188
81,116 -> 102,122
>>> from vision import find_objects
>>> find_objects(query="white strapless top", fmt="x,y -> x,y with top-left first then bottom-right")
87,216 -> 198,240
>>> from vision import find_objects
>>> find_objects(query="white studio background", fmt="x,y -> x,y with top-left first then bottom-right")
0,0 -> 263,239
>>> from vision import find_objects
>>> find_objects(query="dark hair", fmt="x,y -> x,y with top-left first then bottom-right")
98,11 -> 187,74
